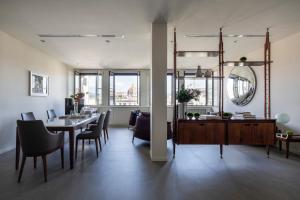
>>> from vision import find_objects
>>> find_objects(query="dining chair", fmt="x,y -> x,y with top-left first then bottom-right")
21,112 -> 35,121
46,109 -> 57,120
16,120 -> 64,182
103,109 -> 112,143
20,112 -> 38,169
75,112 -> 106,159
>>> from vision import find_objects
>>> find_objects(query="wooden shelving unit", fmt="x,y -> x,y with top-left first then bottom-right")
172,28 -> 273,157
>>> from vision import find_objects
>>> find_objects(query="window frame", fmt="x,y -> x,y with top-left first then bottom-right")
109,71 -> 141,106
183,71 -> 215,106
74,72 -> 102,106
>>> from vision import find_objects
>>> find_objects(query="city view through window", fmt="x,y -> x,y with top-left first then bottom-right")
110,74 -> 139,106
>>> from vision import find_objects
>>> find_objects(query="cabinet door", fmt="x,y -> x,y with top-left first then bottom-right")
205,123 -> 225,144
178,123 -> 207,144
252,123 -> 275,145
228,123 -> 253,144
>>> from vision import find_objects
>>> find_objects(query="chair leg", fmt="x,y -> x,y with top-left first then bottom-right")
106,129 -> 109,140
60,147 -> 64,169
42,155 -> 47,182
95,139 -> 99,158
132,135 -> 135,143
34,156 -> 37,169
103,131 -> 106,144
89,139 -> 91,144
98,137 -> 102,151
18,155 -> 26,183
75,138 -> 78,160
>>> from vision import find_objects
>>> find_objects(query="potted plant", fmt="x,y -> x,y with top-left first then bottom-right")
194,112 -> 200,119
70,92 -> 85,114
187,112 -> 194,120
223,112 -> 233,119
177,85 -> 201,119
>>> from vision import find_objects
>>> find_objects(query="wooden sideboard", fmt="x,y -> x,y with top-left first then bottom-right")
176,119 -> 276,157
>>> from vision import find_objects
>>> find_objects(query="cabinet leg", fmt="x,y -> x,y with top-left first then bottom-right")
220,145 -> 223,159
172,139 -> 176,158
266,145 -> 270,158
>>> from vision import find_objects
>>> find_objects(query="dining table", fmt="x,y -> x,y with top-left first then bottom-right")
15,114 -> 99,170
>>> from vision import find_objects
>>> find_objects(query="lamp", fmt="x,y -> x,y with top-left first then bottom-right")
275,113 -> 293,137
196,65 -> 204,77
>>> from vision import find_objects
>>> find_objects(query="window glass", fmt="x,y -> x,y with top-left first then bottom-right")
110,73 -> 140,106
74,73 -> 102,106
167,75 -> 172,106
184,75 -> 206,105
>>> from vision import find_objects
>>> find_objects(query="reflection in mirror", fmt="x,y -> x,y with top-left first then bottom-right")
227,66 -> 256,106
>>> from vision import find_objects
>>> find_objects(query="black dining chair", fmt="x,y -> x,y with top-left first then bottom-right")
20,112 -> 38,169
17,120 -> 64,182
75,112 -> 106,158
103,109 -> 112,143
21,112 -> 35,121
47,109 -> 57,120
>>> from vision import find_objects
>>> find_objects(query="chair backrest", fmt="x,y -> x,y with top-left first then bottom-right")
16,120 -> 52,156
95,112 -> 106,137
103,109 -> 112,129
21,112 -> 36,121
47,109 -> 57,120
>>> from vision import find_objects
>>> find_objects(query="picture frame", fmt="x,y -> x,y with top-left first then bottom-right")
29,71 -> 49,96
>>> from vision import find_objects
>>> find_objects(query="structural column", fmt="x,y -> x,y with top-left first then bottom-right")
150,17 -> 168,161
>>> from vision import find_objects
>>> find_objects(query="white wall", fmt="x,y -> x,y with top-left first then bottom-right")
224,32 -> 300,153
0,30 -> 70,154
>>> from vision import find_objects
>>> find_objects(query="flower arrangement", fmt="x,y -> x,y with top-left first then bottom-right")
70,92 -> 85,102
176,85 -> 201,103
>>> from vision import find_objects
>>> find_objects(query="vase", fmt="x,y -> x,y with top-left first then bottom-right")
74,101 -> 79,114
179,102 -> 187,119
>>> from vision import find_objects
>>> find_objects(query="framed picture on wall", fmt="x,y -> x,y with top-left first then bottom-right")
29,71 -> 49,96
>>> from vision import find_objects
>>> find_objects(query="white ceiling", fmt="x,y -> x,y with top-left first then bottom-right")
0,0 -> 300,69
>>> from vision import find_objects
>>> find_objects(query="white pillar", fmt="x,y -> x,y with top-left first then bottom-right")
150,17 -> 168,161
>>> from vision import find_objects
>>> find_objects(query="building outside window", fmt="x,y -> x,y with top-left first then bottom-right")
109,72 -> 140,106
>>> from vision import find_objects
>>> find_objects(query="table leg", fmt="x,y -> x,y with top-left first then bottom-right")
15,127 -> 20,170
286,142 -> 289,159
279,140 -> 282,151
69,130 -> 75,169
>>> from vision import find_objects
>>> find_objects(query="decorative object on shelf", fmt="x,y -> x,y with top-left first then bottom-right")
187,112 -> 194,120
29,71 -> 49,96
70,92 -> 84,114
222,112 -> 233,119
194,112 -> 200,120
177,85 -> 201,119
227,66 -> 256,106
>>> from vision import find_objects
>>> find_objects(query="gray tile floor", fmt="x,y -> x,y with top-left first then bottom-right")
1,127 -> 300,200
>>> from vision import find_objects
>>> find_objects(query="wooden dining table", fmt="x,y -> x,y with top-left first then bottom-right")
15,114 -> 99,170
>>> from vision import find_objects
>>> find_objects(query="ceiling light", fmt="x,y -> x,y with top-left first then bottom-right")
177,51 -> 219,57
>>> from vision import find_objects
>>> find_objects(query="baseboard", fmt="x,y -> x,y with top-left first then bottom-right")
0,145 -> 15,155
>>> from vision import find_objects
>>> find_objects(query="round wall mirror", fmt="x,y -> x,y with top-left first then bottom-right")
227,66 -> 256,106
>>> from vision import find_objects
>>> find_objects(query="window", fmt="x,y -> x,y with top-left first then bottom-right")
184,73 -> 214,106
167,74 -> 172,106
74,73 -> 102,106
109,72 -> 140,106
